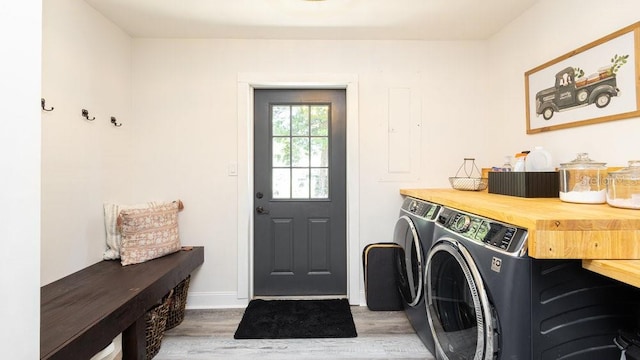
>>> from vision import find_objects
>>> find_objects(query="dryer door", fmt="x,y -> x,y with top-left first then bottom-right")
393,215 -> 423,307
425,240 -> 497,360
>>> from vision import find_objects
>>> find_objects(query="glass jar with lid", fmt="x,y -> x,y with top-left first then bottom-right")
606,160 -> 640,209
559,153 -> 607,203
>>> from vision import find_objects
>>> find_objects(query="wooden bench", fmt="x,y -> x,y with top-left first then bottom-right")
41,246 -> 204,360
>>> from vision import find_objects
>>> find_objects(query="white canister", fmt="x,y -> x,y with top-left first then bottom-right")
606,160 -> 640,209
559,153 -> 607,204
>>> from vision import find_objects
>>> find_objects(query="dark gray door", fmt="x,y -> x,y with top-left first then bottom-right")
254,89 -> 347,296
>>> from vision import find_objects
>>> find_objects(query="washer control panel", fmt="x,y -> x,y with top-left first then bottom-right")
437,208 -> 527,254
401,197 -> 440,220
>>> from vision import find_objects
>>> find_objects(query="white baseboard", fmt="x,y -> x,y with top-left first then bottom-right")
359,290 -> 367,306
185,291 -> 249,309
186,291 -> 368,309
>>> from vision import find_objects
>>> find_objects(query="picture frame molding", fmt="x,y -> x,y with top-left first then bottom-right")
525,21 -> 640,134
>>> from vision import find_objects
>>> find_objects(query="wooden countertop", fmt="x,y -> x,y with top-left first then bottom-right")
400,188 -> 640,259
582,259 -> 640,288
401,189 -> 640,288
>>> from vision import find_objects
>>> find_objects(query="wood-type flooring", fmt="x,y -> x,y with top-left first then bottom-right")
154,305 -> 435,359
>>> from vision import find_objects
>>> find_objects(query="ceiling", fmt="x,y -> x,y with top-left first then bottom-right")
84,0 -> 538,40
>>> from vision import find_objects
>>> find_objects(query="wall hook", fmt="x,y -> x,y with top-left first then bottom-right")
41,98 -> 54,111
81,109 -> 95,121
110,116 -> 122,127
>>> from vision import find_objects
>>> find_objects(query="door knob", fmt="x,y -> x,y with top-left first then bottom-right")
256,206 -> 270,214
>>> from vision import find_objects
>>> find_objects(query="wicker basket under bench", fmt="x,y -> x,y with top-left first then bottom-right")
40,247 -> 204,360
145,275 -> 191,359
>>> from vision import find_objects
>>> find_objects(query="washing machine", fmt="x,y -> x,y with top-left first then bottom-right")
425,207 -> 640,360
393,196 -> 440,354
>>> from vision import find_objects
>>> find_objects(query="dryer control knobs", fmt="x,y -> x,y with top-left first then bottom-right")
452,214 -> 472,233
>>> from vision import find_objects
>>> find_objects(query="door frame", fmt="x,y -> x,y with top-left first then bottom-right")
237,73 -> 360,304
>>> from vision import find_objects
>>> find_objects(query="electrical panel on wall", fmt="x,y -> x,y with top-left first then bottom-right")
366,72 -> 423,182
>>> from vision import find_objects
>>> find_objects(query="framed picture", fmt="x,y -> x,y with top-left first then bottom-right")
525,22 -> 640,134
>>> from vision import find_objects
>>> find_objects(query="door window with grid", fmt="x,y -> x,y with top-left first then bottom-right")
271,104 -> 330,199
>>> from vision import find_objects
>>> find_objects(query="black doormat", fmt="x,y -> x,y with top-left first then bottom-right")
233,299 -> 358,339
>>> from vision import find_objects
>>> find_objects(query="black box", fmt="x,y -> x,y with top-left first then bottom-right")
488,171 -> 559,198
362,243 -> 403,311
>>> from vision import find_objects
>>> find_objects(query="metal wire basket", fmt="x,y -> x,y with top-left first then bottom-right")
449,158 -> 488,191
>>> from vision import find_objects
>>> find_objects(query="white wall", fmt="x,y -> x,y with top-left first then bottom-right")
131,39 -> 489,306
40,0 -> 640,309
41,0 -> 132,285
487,0 -> 640,168
0,1 -> 41,357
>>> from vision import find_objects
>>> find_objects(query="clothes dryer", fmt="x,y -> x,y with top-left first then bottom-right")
393,196 -> 440,354
426,207 -> 640,360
